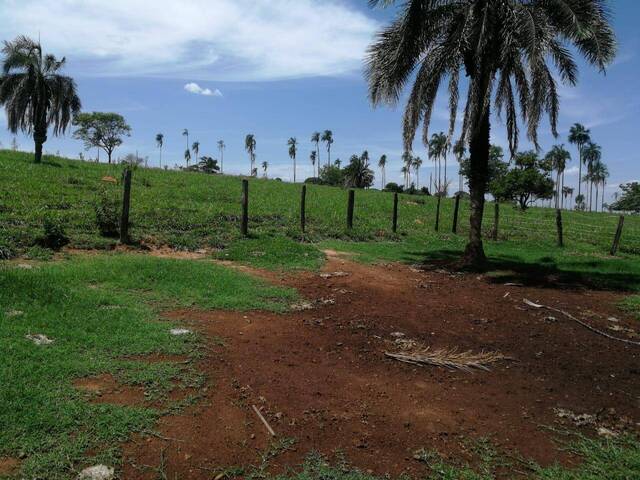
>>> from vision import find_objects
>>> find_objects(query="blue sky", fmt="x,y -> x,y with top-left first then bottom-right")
0,0 -> 638,202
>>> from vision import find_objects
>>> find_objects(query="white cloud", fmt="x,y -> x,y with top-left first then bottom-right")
0,0 -> 378,81
184,82 -> 222,97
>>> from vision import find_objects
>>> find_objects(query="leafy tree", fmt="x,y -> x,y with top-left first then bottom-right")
412,156 -> 423,189
191,141 -> 200,168
321,130 -> 333,166
288,137 -> 298,182
0,36 -> 81,163
490,151 -> 554,210
401,150 -> 412,187
318,163 -> 344,187
568,123 -> 590,205
245,134 -> 256,176
545,144 -> 571,209
366,0 -> 616,267
611,183 -> 640,213
344,150 -> 374,189
72,112 -> 131,164
311,131 -> 321,168
217,140 -> 225,173
378,154 -> 387,189
460,145 -> 508,199
428,133 -> 448,195
197,156 -> 220,174
155,133 -> 164,168
384,182 -> 403,193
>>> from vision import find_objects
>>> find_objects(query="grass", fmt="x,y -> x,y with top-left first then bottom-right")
0,253 -> 296,479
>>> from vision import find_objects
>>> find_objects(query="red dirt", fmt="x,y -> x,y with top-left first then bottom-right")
0,457 -> 21,476
121,252 -> 640,479
74,373 -> 146,406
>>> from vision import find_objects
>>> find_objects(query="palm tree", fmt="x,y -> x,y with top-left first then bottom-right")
378,154 -> 387,188
311,131 -> 321,168
217,140 -> 225,173
562,186 -> 574,210
288,137 -> 298,182
366,0 -> 616,267
599,163 -> 609,212
155,133 -> 164,168
568,123 -> 591,206
321,130 -> 333,166
583,142 -> 601,211
262,161 -> 268,178
0,36 -> 81,163
310,150 -> 317,178
245,134 -> 256,176
184,149 -> 191,168
545,145 -> 571,209
182,129 -> 189,152
429,133 -> 447,194
401,150 -> 413,188
191,141 -> 200,168
591,159 -> 609,212
344,151 -> 374,188
412,156 -> 423,189
400,165 -> 409,188
453,140 -> 466,194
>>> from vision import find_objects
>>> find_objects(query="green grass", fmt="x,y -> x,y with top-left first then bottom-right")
0,253 -> 296,479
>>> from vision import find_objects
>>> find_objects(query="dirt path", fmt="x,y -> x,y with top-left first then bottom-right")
122,251 -> 640,479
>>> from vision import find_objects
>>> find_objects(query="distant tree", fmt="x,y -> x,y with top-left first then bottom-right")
344,150 -> 374,189
11,136 -> 18,151
262,160 -> 268,178
310,150 -> 317,178
73,112 -> 131,164
184,149 -> 191,167
412,156 -> 423,189
460,145 -> 508,201
288,137 -> 298,182
321,130 -> 333,166
191,141 -> 200,168
182,129 -> 189,152
611,182 -> 640,213
245,134 -> 256,176
155,133 -> 164,168
311,131 -> 321,168
453,140 -> 466,194
568,123 -> 590,205
401,150 -> 412,188
545,145 -> 571,209
491,151 -> 554,210
582,142 -> 601,211
428,133 -> 448,195
378,154 -> 387,189
591,159 -> 609,212
198,156 -> 220,174
0,36 -> 81,163
334,158 -> 342,168
575,193 -> 586,211
562,186 -> 574,209
384,182 -> 403,193
217,140 -> 225,173
318,163 -> 344,187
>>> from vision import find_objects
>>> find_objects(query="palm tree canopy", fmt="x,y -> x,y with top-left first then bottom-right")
545,144 -> 571,172
310,150 -> 317,162
344,152 -> 375,188
0,35 -> 81,137
568,123 -> 591,147
412,156 -> 423,169
262,161 -> 268,169
288,137 -> 298,158
155,133 -> 163,147
184,149 -> 191,160
182,128 -> 188,136
217,140 -> 225,149
378,154 -> 387,168
245,134 -> 256,152
192,141 -> 199,152
311,131 -> 320,143
321,130 -> 333,144
583,142 -> 602,167
428,132 -> 448,159
366,0 -> 616,155
453,139 -> 466,160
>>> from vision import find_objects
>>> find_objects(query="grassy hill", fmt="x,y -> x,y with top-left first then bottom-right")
2,149 -> 640,286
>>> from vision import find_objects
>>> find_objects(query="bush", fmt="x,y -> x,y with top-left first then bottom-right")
25,245 -> 53,260
37,215 -> 69,250
94,189 -> 120,237
384,182 -> 403,193
0,245 -> 13,260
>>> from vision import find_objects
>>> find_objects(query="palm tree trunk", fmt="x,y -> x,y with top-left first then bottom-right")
595,181 -> 599,212
577,145 -> 583,202
462,106 -> 490,269
444,155 -> 447,195
589,177 -> 594,212
561,171 -> 565,210
159,146 -> 162,168
327,146 -> 331,167
293,156 -> 296,183
33,120 -> 47,164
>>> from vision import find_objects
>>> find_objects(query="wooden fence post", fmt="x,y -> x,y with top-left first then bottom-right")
434,195 -> 441,231
347,189 -> 355,230
119,167 -> 132,244
610,215 -> 625,256
452,193 -> 460,234
491,202 -> 500,241
300,185 -> 307,234
241,179 -> 249,237
555,208 -> 564,247
392,192 -> 398,233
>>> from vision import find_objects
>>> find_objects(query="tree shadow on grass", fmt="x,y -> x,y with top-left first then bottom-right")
409,248 -> 640,292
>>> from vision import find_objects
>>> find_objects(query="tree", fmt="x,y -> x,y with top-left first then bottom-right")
545,145 -> 571,209
197,156 -> 220,174
344,151 -> 374,188
366,0 -> 616,267
288,137 -> 298,182
412,156 -> 423,189
184,149 -> 191,167
0,36 -> 81,163
191,141 -> 200,168
155,133 -> 164,168
583,142 -> 601,211
491,151 -> 554,210
378,154 -> 387,188
591,159 -> 609,212
401,150 -> 412,188
428,132 -> 448,194
73,112 -> 131,164
310,150 -> 317,178
611,182 -> 640,213
453,140 -> 466,194
182,129 -> 189,152
562,186 -> 574,209
245,134 -> 256,176
321,130 -> 333,166
318,163 -> 344,186
568,123 -> 591,206
262,160 -> 268,178
217,140 -> 225,173
311,131 -> 321,169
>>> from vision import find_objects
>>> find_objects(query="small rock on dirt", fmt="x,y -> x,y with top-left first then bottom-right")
390,332 -> 405,338
319,271 -> 350,279
26,334 -> 54,345
77,465 -> 114,480
169,328 -> 192,336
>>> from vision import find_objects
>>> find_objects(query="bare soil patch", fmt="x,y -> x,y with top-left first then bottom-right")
121,252 -> 640,479
0,457 -> 21,476
74,374 -> 146,406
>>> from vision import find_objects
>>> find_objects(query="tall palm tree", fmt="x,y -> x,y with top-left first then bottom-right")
155,133 -> 164,168
453,140 -> 466,194
599,162 -> 609,212
184,149 -> 191,168
321,130 -> 333,166
0,36 -> 81,163
288,137 -> 298,182
366,0 -> 616,267
400,165 -> 409,188
310,150 -> 317,178
217,140 -> 225,173
262,161 -> 268,178
568,123 -> 591,206
429,133 -> 447,194
182,129 -> 189,152
583,142 -> 601,211
412,156 -> 423,189
562,186 -> 574,210
378,154 -> 387,188
191,141 -> 200,168
545,145 -> 571,209
245,134 -> 256,176
311,131 -> 321,168
402,150 -> 413,188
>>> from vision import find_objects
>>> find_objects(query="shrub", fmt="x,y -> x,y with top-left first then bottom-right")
38,215 -> 69,250
384,182 -> 403,193
25,245 -> 53,260
94,189 -> 120,237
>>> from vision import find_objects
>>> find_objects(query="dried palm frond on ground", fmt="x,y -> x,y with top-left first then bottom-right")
385,343 -> 509,373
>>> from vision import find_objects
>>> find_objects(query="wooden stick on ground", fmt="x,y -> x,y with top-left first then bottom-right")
252,405 -> 276,436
